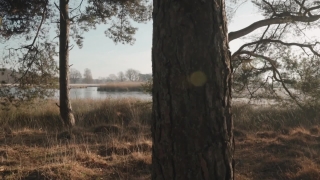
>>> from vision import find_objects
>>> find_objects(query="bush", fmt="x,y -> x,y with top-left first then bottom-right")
141,79 -> 152,94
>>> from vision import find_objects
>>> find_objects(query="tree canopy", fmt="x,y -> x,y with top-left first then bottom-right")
0,0 -> 152,108
228,0 -> 320,107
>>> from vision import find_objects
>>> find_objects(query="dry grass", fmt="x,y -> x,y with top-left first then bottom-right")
235,126 -> 320,180
97,82 -> 144,92
0,98 -> 152,179
1,100 -> 320,179
234,103 -> 320,179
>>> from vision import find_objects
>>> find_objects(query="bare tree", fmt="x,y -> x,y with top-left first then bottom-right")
117,71 -> 126,81
125,68 -> 140,81
83,68 -> 93,84
152,0 -> 234,179
107,74 -> 118,82
70,68 -> 82,83
97,76 -> 108,84
139,73 -> 152,81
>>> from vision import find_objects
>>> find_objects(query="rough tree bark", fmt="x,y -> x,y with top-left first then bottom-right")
59,0 -> 75,128
152,0 -> 234,180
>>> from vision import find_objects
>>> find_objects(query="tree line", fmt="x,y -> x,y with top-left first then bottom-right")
69,68 -> 151,84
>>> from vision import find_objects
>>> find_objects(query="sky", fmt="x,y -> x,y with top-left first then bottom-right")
67,1 -> 265,79
69,21 -> 153,79
1,1 -> 266,79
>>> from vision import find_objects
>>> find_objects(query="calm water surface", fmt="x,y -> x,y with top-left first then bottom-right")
54,87 -> 151,100
5,87 -> 291,106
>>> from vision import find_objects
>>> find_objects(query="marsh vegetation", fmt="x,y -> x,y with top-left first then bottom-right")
97,82 -> 145,92
1,99 -> 320,179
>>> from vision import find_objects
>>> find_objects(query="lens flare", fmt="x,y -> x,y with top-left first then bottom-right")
190,71 -> 207,86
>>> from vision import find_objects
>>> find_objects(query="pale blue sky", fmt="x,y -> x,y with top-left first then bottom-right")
69,21 -> 153,78
1,1 -> 265,79
69,1 -> 263,78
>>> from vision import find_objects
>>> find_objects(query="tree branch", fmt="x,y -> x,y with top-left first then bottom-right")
237,51 -> 303,108
261,0 -> 276,16
232,39 -> 320,59
229,15 -> 320,42
16,2 -> 48,83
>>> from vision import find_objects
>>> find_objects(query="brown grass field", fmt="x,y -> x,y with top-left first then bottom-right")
1,99 -> 320,179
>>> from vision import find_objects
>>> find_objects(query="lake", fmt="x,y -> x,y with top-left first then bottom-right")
4,86 -> 294,106
56,87 -> 284,107
54,87 -> 152,100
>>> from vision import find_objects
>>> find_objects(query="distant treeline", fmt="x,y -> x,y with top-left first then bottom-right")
70,68 -> 152,84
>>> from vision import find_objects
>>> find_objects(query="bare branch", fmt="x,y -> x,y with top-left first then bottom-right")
296,0 -> 306,15
293,0 -> 312,16
232,39 -> 320,59
70,0 -> 84,14
306,5 -> 320,15
261,0 -> 276,17
237,51 -> 303,108
229,15 -> 320,42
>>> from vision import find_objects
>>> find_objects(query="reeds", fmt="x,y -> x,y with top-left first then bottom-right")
2,99 -> 320,179
97,82 -> 144,92
0,98 -> 152,179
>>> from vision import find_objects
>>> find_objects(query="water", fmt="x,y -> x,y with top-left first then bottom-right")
3,86 -> 294,106
57,87 -> 283,106
54,87 -> 152,100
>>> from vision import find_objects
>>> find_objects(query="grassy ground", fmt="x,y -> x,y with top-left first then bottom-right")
1,99 -> 320,179
233,104 -> 320,180
97,82 -> 144,92
0,99 -> 152,180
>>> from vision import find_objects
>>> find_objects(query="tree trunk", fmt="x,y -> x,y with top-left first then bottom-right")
59,0 -> 75,128
152,0 -> 234,179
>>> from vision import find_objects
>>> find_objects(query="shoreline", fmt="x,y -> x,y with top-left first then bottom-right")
96,82 -> 145,92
